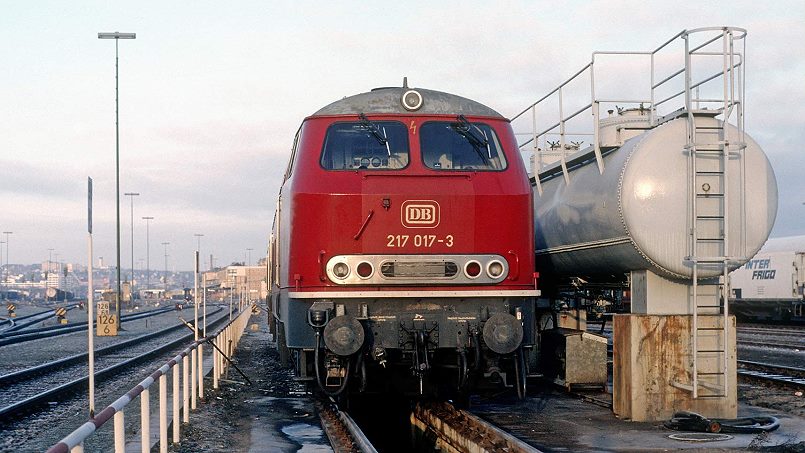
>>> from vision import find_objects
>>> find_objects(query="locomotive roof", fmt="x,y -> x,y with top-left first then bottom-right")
312,87 -> 505,118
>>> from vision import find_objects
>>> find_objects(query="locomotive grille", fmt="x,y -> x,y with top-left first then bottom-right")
380,261 -> 459,279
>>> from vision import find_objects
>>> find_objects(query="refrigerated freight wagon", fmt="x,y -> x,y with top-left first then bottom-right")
729,236 -> 805,322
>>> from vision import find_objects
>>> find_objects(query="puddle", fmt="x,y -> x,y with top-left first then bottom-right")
247,397 -> 332,453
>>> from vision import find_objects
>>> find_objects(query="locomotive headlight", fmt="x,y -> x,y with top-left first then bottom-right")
356,261 -> 374,279
332,262 -> 350,279
401,89 -> 423,111
464,260 -> 482,279
487,260 -> 504,279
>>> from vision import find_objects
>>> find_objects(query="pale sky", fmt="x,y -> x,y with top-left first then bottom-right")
1,1 -> 803,271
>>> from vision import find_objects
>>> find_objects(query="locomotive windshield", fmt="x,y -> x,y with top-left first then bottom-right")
320,121 -> 409,170
421,121 -> 507,171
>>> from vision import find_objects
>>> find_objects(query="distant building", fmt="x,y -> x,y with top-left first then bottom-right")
202,265 -> 266,302
47,271 -> 63,289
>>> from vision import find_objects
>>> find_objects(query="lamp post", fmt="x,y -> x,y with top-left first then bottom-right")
194,233 -> 204,254
142,216 -> 153,294
3,232 -> 12,300
0,241 -> 3,297
161,242 -> 169,298
124,192 -> 139,289
98,31 -> 136,327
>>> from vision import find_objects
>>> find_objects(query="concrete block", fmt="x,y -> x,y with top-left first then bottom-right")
557,309 -> 586,330
613,314 -> 736,422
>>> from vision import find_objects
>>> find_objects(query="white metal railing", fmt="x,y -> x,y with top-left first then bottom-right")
512,27 -> 746,184
47,306 -> 253,453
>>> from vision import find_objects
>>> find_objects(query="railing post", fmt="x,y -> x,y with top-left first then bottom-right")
182,354 -> 189,423
213,335 -> 219,389
191,347 -> 197,410
227,337 -> 233,379
173,364 -> 180,442
114,411 -> 125,453
221,329 -> 227,377
198,344 -> 204,400
650,52 -> 656,126
140,388 -> 150,453
159,373 -> 167,453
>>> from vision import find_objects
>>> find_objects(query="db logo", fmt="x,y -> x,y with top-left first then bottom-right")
402,200 -> 440,228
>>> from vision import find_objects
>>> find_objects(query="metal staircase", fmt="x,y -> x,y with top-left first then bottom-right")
683,28 -> 746,399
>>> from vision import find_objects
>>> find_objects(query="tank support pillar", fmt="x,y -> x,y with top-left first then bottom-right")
612,271 -> 738,421
613,314 -> 736,421
613,271 -> 736,421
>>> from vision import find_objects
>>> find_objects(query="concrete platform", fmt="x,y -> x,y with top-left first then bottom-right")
470,389 -> 805,452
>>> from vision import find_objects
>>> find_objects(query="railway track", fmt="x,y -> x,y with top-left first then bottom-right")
0,308 -> 227,420
737,360 -> 805,390
736,339 -> 805,350
737,325 -> 805,335
318,398 -> 543,453
412,401 -> 541,453
0,306 -> 174,346
318,400 -> 377,453
597,324 -> 804,351
0,303 -> 81,334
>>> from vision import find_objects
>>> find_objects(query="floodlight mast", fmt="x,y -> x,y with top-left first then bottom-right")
98,31 -> 136,328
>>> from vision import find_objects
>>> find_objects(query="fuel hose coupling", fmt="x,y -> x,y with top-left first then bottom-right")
308,301 -> 333,330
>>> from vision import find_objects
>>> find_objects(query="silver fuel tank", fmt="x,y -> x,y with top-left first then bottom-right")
534,113 -> 777,280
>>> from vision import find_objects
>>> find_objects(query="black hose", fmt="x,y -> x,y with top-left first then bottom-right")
458,349 -> 468,389
665,411 -> 780,434
355,349 -> 367,393
471,331 -> 482,371
514,348 -> 526,399
314,332 -> 350,397
718,416 -> 781,434
359,359 -> 367,393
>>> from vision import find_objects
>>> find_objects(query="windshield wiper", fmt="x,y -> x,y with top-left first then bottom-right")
359,113 -> 391,156
451,115 -> 492,161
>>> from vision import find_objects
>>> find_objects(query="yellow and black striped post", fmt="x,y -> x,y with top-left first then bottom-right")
55,306 -> 68,324
6,303 -> 16,318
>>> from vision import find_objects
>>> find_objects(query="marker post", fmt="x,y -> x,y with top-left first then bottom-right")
87,177 -> 95,417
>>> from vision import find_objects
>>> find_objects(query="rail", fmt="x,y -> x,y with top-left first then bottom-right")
0,311 -> 226,418
0,306 -> 174,346
412,401 -> 541,452
47,305 -> 253,453
512,26 -> 746,184
737,360 -> 805,390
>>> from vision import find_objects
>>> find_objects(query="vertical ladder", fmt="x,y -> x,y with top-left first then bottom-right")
683,29 -> 745,399
687,114 -> 729,399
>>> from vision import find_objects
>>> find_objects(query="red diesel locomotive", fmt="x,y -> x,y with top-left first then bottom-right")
268,83 -> 538,398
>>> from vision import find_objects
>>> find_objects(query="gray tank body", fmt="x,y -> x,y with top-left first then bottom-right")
534,115 -> 778,280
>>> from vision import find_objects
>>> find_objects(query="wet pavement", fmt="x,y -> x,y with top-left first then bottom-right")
171,318 -> 332,453
470,389 -> 805,452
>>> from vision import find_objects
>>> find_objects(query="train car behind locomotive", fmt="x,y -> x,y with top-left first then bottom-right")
268,83 -> 538,398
